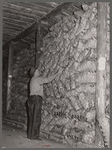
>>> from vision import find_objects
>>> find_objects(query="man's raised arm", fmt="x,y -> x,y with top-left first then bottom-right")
39,68 -> 63,84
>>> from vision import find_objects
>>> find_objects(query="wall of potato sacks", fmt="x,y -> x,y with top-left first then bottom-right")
5,2 -> 110,146
38,2 -> 110,145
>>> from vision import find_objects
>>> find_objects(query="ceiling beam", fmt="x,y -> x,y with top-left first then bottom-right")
3,2 -> 83,49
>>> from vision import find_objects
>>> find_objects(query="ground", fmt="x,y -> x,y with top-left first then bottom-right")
2,123 -> 72,148
2,122 -> 104,148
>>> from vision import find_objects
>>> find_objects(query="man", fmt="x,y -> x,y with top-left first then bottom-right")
27,67 -> 62,140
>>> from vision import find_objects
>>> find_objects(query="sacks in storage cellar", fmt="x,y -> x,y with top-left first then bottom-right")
82,131 -> 95,144
38,3 -> 98,141
69,96 -> 82,111
76,70 -> 96,83
8,2 -> 110,147
77,60 -> 96,72
77,48 -> 91,62
81,27 -> 97,40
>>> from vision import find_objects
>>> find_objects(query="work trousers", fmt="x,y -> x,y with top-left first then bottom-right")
27,95 -> 42,139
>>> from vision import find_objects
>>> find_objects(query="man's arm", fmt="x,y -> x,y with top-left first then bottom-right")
39,68 -> 63,84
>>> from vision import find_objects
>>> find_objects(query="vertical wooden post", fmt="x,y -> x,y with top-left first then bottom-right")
96,2 -> 109,147
35,26 -> 43,68
6,42 -> 13,113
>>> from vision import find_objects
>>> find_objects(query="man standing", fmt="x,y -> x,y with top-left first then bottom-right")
27,67 -> 62,140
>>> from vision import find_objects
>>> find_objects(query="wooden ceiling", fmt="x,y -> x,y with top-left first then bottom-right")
3,2 -> 93,56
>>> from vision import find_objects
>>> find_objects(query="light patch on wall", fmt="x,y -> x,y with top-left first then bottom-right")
98,57 -> 106,71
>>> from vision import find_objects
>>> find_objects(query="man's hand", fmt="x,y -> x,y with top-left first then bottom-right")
39,67 -> 63,84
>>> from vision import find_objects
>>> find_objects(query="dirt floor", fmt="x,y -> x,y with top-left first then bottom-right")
2,122 -> 104,148
2,123 -> 72,148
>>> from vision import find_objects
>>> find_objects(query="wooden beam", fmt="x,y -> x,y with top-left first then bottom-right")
3,51 -> 8,57
3,2 -> 76,49
35,26 -> 43,68
95,2 -> 109,147
6,42 -> 14,113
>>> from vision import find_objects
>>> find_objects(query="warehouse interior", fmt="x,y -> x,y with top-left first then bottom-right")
2,2 -> 110,148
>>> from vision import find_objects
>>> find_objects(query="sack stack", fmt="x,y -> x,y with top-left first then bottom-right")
39,2 -> 99,145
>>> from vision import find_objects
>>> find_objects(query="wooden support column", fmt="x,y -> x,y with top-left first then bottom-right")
6,42 -> 14,113
95,2 -> 109,147
35,26 -> 43,68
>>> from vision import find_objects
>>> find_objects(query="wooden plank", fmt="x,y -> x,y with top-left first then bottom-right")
3,29 -> 19,37
95,2 -> 109,147
3,28 -> 20,33
35,26 -> 40,68
35,26 -> 44,68
46,2 -> 60,7
12,2 -> 51,14
3,3 -> 46,17
31,2 -> 55,9
3,31 -> 17,37
3,7 -> 40,20
3,33 -> 12,38
6,42 -> 14,113
3,17 -> 30,27
3,26 -> 23,32
3,12 -> 35,24
3,22 -> 24,30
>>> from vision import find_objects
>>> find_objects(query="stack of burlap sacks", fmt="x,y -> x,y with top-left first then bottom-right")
6,45 -> 35,124
38,2 -> 110,145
